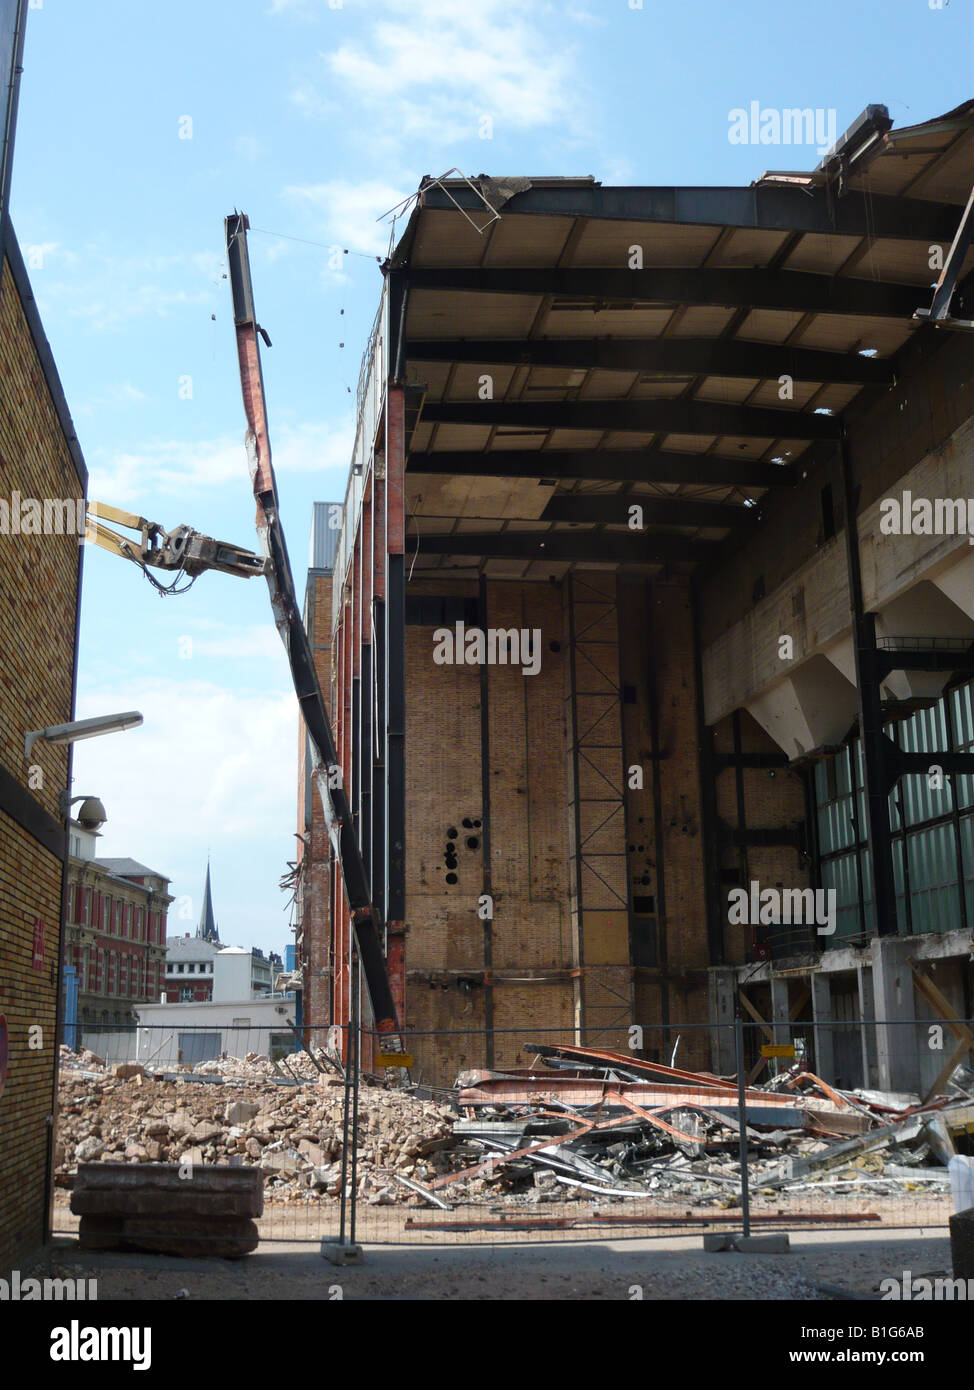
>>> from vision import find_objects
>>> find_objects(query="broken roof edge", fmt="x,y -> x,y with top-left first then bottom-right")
392,98 -> 974,267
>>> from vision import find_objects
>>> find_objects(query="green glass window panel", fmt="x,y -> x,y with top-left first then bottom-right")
814,761 -> 829,802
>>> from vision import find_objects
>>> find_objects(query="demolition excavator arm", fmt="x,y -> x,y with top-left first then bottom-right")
85,501 -> 269,592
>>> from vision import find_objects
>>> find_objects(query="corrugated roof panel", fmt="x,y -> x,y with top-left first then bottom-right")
693,376 -> 766,405
848,238 -> 958,286
407,288 -> 541,336
310,501 -> 340,572
571,221 -> 720,268
444,363 -> 518,400
411,210 -> 495,268
793,315 -> 914,354
735,308 -> 806,341
665,306 -> 738,336
744,380 -> 824,410
541,306 -> 673,337
782,233 -> 867,275
704,228 -> 792,268
481,215 -> 575,266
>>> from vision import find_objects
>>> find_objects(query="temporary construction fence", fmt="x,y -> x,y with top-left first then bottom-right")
52,1016 -> 973,1250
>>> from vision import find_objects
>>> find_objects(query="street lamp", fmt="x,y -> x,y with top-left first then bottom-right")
24,710 -> 143,760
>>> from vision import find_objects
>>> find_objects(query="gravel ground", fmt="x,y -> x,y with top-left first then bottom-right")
21,1228 -> 950,1301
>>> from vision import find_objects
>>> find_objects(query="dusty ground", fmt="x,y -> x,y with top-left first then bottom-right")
51,1185 -> 949,1247
24,1227 -> 950,1301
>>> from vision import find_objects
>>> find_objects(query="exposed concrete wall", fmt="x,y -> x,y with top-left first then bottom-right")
403,575 -> 646,1085
699,331 -> 974,755
618,580 -> 661,1041
402,579 -> 489,1084
703,413 -> 974,747
700,332 -> 974,649
564,573 -> 631,1051
487,580 -> 575,1060
640,579 -> 710,1065
711,932 -> 974,1096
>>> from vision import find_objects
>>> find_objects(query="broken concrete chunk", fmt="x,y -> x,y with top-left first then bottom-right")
224,1100 -> 260,1126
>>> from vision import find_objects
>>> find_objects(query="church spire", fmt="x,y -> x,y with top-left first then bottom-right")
196,861 -> 220,943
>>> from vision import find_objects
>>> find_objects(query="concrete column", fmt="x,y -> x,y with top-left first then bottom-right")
770,975 -> 791,1046
810,972 -> 835,1080
709,969 -> 737,1074
870,937 -> 920,1092
858,963 -> 878,1089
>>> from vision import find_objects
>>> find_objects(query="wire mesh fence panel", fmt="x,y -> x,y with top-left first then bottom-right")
52,1016 -> 968,1249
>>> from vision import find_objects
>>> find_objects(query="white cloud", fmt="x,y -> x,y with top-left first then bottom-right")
32,248 -> 222,333
283,178 -> 410,259
75,381 -> 148,417
186,624 -> 284,663
23,240 -> 61,269
72,676 -> 298,923
234,135 -> 263,163
563,1 -> 604,27
290,0 -> 585,150
87,417 -> 356,503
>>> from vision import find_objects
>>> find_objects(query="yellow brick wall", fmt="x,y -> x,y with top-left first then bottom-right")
633,578 -> 711,1068
0,257 -> 78,816
0,252 -> 82,1270
0,814 -> 63,1271
403,578 -> 578,1084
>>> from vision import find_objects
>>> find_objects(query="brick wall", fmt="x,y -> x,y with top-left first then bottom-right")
712,709 -> 809,970
0,814 -> 63,1270
65,865 -> 170,1022
298,571 -> 334,1036
403,577 -> 586,1084
308,555 -> 810,1085
0,248 -> 83,1271
632,578 -> 711,1068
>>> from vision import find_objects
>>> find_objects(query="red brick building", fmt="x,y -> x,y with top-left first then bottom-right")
65,833 -> 171,1032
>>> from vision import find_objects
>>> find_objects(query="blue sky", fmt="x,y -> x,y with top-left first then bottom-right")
9,0 -> 973,956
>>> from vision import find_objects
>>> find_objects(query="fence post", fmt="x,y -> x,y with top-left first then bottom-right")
349,951 -> 361,1247
338,1012 -> 352,1247
734,1013 -> 751,1239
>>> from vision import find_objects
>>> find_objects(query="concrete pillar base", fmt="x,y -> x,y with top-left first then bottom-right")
950,1208 -> 974,1280
703,1232 -> 791,1253
321,1241 -> 364,1265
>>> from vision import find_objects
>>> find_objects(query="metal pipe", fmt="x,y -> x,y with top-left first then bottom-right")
943,691 -> 970,935
349,952 -> 361,1247
839,430 -> 897,936
478,574 -> 495,1066
0,0 -> 27,266
734,1012 -> 751,1239
338,1012 -> 352,1246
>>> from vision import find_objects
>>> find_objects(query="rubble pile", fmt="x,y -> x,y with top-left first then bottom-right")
56,1042 -> 971,1219
419,1042 -> 972,1215
56,1046 -> 462,1205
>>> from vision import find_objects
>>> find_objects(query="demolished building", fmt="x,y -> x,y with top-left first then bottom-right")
295,101 -> 974,1096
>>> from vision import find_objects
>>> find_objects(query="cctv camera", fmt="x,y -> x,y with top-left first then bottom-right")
77,796 -> 107,831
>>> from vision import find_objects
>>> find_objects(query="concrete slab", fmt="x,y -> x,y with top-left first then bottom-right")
702,1232 -> 790,1253
321,1241 -> 364,1266
735,1234 -> 790,1253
